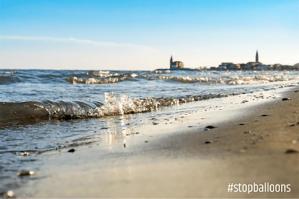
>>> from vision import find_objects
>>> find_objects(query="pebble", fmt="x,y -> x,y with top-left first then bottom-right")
204,141 -> 211,144
205,125 -> 217,130
17,170 -> 35,177
18,151 -> 30,156
285,149 -> 298,154
3,190 -> 15,198
68,148 -> 75,153
261,114 -> 269,117
282,97 -> 291,101
292,140 -> 297,144
144,140 -> 149,143
152,122 -> 159,125
239,123 -> 245,126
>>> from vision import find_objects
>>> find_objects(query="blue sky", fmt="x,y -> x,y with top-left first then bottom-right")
0,0 -> 299,69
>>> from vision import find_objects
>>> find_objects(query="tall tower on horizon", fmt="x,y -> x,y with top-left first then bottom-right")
170,56 -> 173,66
255,50 -> 259,63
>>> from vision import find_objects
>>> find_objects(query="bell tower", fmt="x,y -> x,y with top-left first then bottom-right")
255,50 -> 259,63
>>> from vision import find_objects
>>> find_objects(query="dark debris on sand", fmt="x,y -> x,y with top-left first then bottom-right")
285,149 -> 298,154
68,148 -> 75,153
17,170 -> 35,177
282,98 -> 291,101
204,125 -> 217,131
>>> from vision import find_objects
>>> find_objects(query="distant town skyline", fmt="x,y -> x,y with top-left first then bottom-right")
0,0 -> 299,70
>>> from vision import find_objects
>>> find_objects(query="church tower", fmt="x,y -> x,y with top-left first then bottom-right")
255,50 -> 259,63
170,56 -> 173,68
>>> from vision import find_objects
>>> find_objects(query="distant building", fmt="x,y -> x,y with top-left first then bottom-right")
217,50 -> 272,71
218,62 -> 240,70
243,50 -> 271,70
170,56 -> 184,69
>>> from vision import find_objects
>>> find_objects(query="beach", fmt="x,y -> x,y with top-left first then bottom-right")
11,87 -> 299,198
2,0 -> 299,198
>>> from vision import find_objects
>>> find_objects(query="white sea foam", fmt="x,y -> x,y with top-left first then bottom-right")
158,74 -> 296,85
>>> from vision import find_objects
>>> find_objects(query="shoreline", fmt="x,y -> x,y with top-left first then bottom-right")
11,87 -> 299,198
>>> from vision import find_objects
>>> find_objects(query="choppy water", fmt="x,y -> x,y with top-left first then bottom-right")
1,69 -> 299,193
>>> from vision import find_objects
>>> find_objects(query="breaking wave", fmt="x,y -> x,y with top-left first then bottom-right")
67,72 -> 138,84
158,74 -> 294,85
66,70 -> 296,85
0,93 -> 228,126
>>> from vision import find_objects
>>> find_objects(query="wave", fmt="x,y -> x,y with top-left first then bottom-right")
158,74 -> 294,85
66,70 -> 296,85
0,93 -> 228,127
0,74 -> 19,84
1,70 -> 297,86
67,73 -> 138,84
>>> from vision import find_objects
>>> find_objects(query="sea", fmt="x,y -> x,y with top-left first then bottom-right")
1,69 -> 299,193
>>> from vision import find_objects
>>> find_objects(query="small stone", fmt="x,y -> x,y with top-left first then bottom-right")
135,132 -> 140,134
18,151 -> 30,156
152,122 -> 159,125
205,125 -> 217,130
4,190 -> 15,198
241,100 -> 248,103
261,114 -> 269,117
282,97 -> 291,101
292,140 -> 297,144
68,148 -> 75,153
144,140 -> 149,143
17,170 -> 35,177
285,149 -> 298,154
243,131 -> 250,134
289,124 -> 296,127
123,143 -> 126,148
204,141 -> 211,144
239,123 -> 245,126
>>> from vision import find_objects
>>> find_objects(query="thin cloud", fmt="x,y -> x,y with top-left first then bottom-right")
0,35 -> 156,51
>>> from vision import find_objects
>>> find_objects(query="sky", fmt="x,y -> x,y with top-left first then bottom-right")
0,0 -> 299,70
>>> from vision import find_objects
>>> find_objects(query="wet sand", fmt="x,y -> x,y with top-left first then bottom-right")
16,89 -> 299,198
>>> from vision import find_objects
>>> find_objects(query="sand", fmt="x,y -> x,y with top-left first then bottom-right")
16,88 -> 299,198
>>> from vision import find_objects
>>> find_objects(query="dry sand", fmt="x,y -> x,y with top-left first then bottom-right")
17,89 -> 299,198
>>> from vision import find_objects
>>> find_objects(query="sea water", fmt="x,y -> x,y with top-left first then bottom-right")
0,69 -> 299,193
